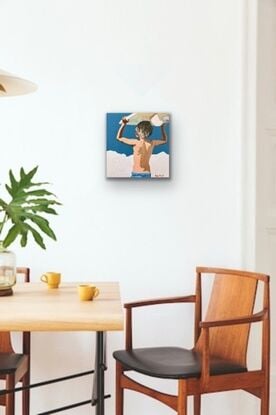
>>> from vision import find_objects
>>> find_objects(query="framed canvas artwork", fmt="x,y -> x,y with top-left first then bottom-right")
106,112 -> 170,179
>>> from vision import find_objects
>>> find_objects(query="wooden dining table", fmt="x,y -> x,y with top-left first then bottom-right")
0,282 -> 124,415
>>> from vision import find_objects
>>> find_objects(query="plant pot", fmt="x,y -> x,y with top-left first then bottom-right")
0,242 -> 16,296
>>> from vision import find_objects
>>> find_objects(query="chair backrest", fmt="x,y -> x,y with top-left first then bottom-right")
0,267 -> 30,353
195,267 -> 269,367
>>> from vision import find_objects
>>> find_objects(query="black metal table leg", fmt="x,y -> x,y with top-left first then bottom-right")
93,331 -> 106,415
0,331 -> 110,414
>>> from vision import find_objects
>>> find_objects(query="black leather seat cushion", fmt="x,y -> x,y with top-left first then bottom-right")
0,353 -> 27,375
113,347 -> 247,379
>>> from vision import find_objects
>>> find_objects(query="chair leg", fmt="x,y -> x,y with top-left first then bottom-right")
22,371 -> 30,415
6,374 -> 15,415
260,384 -> 269,415
177,380 -> 187,415
194,395 -> 201,415
116,361 -> 124,415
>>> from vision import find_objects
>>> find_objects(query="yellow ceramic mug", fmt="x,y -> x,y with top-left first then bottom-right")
78,284 -> 99,301
40,272 -> 61,289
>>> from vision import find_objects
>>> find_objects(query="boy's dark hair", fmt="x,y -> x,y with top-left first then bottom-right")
137,121 -> 153,137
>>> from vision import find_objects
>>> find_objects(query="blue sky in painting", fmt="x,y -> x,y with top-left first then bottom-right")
106,113 -> 170,156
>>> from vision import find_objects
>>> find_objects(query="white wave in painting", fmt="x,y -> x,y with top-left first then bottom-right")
106,151 -> 169,178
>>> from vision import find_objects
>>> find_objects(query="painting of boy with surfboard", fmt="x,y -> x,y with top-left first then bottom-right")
106,112 -> 170,179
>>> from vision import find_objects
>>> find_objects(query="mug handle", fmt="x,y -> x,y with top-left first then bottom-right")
94,288 -> 100,298
40,274 -> 48,283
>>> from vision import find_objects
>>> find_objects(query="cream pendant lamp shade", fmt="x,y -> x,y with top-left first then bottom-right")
0,69 -> 37,97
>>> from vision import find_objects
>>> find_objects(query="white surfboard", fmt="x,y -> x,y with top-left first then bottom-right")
119,112 -> 170,126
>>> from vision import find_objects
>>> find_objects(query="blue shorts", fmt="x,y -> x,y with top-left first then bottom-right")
131,172 -> 151,179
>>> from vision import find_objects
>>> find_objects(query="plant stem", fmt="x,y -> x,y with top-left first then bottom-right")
0,213 -> 8,240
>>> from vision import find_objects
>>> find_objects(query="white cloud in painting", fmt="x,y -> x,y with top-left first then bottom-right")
106,151 -> 169,178
150,152 -> 170,178
106,151 -> 133,178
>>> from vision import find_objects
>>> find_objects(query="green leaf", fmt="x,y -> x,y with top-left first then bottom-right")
0,198 -> 7,209
19,166 -> 48,189
29,206 -> 58,215
19,166 -> 38,188
9,170 -> 18,195
3,224 -> 21,247
25,213 -> 57,240
24,189 -> 55,197
5,184 -> 13,197
25,166 -> 38,181
20,167 -> 26,180
0,166 -> 60,249
20,231 -> 28,247
23,198 -> 61,206
25,224 -> 46,249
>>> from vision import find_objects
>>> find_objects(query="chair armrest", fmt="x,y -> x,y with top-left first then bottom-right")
124,295 -> 196,350
200,309 -> 267,329
124,295 -> 196,309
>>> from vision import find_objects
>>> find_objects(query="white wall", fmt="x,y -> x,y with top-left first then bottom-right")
0,1 -> 248,414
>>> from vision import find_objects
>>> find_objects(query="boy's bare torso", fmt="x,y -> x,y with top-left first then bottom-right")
133,140 -> 153,173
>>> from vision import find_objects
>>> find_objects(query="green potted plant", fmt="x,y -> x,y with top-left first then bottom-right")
0,166 -> 60,295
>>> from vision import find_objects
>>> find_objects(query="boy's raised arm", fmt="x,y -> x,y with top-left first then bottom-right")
116,118 -> 137,145
151,124 -> 167,146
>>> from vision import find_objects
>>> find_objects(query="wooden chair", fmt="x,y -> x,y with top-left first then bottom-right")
113,267 -> 270,415
0,267 -> 30,415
